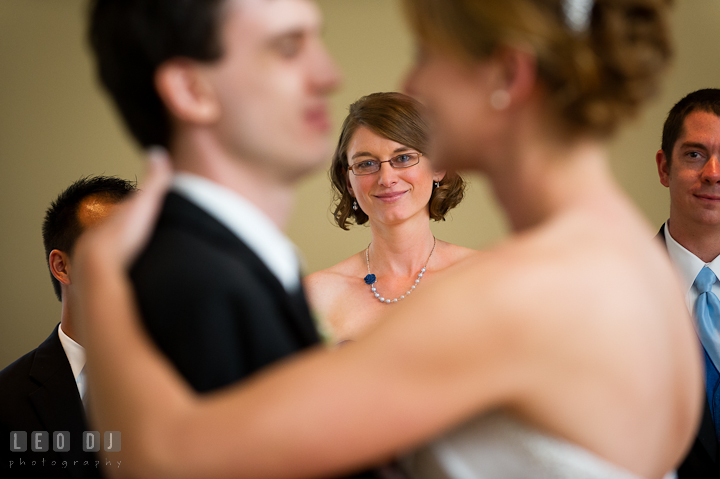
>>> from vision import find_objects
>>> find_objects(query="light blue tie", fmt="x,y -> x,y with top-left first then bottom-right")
694,267 -> 720,370
693,266 -> 720,438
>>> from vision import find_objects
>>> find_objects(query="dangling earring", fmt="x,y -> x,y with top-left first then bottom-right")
352,200 -> 358,211
434,181 -> 440,189
490,90 -> 511,110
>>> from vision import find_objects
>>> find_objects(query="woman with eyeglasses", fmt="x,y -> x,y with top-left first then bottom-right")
305,92 -> 475,342
74,0 -> 700,478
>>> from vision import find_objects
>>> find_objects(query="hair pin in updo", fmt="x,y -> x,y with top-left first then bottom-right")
563,0 -> 594,33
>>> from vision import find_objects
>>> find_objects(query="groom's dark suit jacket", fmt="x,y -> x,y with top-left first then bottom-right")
657,224 -> 720,478
130,192 -> 377,478
130,192 -> 320,392
0,325 -> 102,479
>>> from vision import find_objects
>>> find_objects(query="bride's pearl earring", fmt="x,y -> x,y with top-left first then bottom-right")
353,200 -> 358,211
490,90 -> 511,110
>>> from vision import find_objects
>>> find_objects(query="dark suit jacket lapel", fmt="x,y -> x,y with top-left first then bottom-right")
697,394 -> 719,462
161,193 -> 319,347
656,223 -> 665,243
28,325 -> 92,478
657,224 -> 719,462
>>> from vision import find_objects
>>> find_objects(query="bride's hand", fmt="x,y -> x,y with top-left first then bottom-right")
71,148 -> 172,347
75,148 -> 173,271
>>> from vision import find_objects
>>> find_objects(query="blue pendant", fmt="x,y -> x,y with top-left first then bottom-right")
364,274 -> 377,285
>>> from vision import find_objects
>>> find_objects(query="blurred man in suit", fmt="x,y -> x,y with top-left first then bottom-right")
0,176 -> 135,478
88,3 -> 376,477
88,0 -> 341,389
656,89 -> 720,477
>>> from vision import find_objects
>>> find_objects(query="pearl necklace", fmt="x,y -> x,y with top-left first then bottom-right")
364,237 -> 436,304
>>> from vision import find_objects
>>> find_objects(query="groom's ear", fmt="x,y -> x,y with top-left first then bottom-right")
155,58 -> 221,125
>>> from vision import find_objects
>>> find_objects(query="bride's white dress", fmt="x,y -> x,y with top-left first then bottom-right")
401,412 -> 677,479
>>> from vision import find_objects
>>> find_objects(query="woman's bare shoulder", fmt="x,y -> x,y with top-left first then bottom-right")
305,253 -> 365,286
432,227 -> 603,323
447,242 -> 479,260
435,240 -> 481,269
304,252 -> 365,310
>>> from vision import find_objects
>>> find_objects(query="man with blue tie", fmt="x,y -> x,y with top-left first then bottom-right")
656,89 -> 720,477
0,176 -> 135,478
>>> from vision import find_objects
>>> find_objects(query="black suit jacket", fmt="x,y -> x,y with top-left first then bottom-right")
130,192 -> 377,478
657,224 -> 720,477
0,325 -> 103,479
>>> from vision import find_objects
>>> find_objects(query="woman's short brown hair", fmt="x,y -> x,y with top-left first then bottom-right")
403,0 -> 673,139
331,92 -> 465,230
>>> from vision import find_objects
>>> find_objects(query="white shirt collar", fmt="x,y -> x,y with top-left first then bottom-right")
57,324 -> 85,381
172,173 -> 300,292
664,220 -> 720,311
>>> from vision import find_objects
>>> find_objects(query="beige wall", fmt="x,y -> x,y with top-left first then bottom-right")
1,0 -> 718,369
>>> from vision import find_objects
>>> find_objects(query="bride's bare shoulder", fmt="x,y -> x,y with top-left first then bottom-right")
437,220 -> 629,311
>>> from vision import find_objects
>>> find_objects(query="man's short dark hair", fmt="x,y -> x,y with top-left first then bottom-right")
42,176 -> 136,301
88,0 -> 226,148
661,89 -> 720,167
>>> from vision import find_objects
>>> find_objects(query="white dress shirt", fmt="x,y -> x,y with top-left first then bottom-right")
172,173 -> 301,292
663,221 -> 720,323
57,324 -> 86,399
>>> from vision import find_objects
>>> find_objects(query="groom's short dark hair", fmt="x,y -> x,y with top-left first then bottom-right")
88,0 -> 227,148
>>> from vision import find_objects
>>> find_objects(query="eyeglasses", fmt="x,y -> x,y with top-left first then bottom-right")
348,152 -> 422,176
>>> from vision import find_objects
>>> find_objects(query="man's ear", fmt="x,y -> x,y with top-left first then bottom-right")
49,250 -> 71,286
155,59 -> 221,125
656,149 -> 670,187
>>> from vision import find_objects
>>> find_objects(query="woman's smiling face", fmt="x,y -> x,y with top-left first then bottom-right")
346,126 -> 442,226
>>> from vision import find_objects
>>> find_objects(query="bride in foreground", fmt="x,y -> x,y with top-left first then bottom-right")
75,0 -> 701,478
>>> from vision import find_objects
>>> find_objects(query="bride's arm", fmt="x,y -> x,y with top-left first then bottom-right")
75,152 -> 522,479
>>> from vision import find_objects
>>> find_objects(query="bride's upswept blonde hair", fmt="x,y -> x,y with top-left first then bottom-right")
403,0 -> 673,138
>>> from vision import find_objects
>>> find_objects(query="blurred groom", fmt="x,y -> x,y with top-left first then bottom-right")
88,2 -> 377,477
